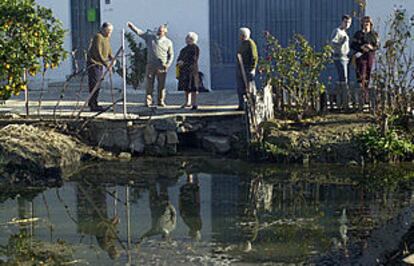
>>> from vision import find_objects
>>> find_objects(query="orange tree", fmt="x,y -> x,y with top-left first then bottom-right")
0,0 -> 67,99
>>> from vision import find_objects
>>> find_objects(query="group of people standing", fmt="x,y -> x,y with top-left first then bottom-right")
331,15 -> 379,107
86,15 -> 379,112
86,22 -> 203,111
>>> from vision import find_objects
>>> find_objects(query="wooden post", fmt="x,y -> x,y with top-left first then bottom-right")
237,54 -> 259,142
24,70 -> 29,116
125,185 -> 132,264
109,71 -> 116,114
122,29 -> 128,118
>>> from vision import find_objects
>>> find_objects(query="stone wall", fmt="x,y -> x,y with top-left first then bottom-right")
81,115 -> 246,156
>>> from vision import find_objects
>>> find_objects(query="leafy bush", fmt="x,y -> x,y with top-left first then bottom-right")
371,8 -> 414,132
116,32 -> 147,89
359,126 -> 414,162
0,0 -> 67,99
260,33 -> 333,118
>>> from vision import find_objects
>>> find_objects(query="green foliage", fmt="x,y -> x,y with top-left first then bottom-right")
0,0 -> 67,99
0,231 -> 75,265
260,33 -> 333,117
359,126 -> 414,162
116,32 -> 147,89
355,164 -> 414,193
372,8 -> 414,129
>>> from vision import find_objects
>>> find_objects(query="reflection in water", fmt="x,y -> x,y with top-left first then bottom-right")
77,181 -> 120,260
140,178 -> 177,241
0,160 -> 414,265
179,173 -> 202,241
237,176 -> 261,253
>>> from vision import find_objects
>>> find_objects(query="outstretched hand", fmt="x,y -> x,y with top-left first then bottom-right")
127,21 -> 135,30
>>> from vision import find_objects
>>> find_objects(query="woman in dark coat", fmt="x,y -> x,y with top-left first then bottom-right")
351,16 -> 379,105
177,32 -> 200,110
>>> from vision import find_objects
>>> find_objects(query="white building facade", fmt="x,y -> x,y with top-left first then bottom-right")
33,0 -> 414,90
100,0 -> 211,91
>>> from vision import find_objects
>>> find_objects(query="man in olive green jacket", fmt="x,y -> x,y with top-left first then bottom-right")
87,22 -> 114,111
236,27 -> 258,110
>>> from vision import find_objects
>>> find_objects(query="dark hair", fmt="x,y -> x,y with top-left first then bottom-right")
342,15 -> 352,21
361,16 -> 374,28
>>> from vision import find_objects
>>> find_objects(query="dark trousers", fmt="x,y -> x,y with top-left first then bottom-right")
87,65 -> 104,107
356,52 -> 375,91
236,67 -> 256,108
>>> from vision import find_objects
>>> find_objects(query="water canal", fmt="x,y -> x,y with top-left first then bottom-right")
1,157 -> 414,265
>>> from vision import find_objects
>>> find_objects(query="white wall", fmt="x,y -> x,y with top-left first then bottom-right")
34,0 -> 72,83
101,0 -> 211,91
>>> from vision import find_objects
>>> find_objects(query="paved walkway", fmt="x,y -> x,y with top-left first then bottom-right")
0,81 -> 243,120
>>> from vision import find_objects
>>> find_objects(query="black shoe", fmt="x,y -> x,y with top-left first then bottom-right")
191,105 -> 198,110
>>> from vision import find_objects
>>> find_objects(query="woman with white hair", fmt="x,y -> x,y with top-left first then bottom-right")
177,32 -> 200,110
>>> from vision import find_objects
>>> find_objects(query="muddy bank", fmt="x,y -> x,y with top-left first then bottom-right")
0,124 -> 112,181
251,113 -> 374,164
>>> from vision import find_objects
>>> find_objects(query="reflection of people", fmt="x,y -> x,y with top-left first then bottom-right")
87,22 -> 114,111
351,16 -> 379,105
77,182 -> 120,260
179,173 -> 202,241
177,32 -> 201,110
128,22 -> 174,107
237,176 -> 261,252
140,180 -> 176,241
236,27 -> 258,110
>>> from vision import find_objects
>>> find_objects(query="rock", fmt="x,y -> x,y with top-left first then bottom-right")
166,131 -> 179,145
347,160 -> 359,166
118,152 -> 132,161
177,126 -> 187,133
202,136 -> 231,154
143,125 -> 157,145
128,126 -> 145,154
152,118 -> 177,131
156,132 -> 167,147
166,144 -> 177,155
104,127 -> 129,150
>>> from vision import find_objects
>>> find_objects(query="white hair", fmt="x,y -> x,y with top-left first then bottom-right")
159,24 -> 168,33
186,32 -> 199,44
240,27 -> 251,40
101,22 -> 113,30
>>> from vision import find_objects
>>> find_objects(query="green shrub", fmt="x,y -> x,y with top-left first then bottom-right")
259,33 -> 333,117
116,32 -> 147,89
359,126 -> 414,162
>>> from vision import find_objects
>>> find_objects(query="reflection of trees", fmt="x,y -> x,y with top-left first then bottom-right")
76,181 -> 120,260
0,195 -> 74,264
179,174 -> 202,241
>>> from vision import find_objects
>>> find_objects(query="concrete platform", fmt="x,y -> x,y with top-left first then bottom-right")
0,87 -> 248,156
0,87 -> 244,121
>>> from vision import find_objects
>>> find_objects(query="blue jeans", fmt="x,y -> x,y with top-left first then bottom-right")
334,60 -> 349,83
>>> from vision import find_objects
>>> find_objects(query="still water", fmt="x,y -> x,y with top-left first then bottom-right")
1,157 -> 414,265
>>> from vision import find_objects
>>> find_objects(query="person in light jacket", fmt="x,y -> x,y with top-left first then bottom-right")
128,22 -> 174,107
330,15 -> 352,108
